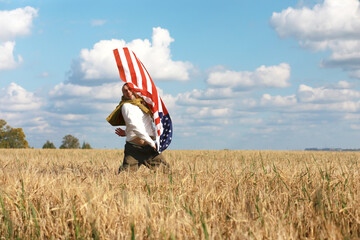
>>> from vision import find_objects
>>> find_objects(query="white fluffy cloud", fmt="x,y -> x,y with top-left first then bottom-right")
0,82 -> 43,111
297,84 -> 360,103
180,88 -> 235,101
0,7 -> 37,71
271,0 -> 360,40
261,94 -> 297,107
207,63 -> 290,89
70,27 -> 193,84
259,81 -> 360,112
318,40 -> 360,70
176,90 -> 236,106
270,0 -> 360,73
48,82 -> 125,115
49,82 -> 123,100
0,41 -> 23,70
0,6 -> 38,41
186,106 -> 232,118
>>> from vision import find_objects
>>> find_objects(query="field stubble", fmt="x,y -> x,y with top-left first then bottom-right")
0,149 -> 359,239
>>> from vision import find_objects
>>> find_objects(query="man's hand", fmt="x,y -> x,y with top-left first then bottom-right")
115,128 -> 126,137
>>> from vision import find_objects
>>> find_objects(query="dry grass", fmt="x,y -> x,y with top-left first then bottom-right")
0,149 -> 359,239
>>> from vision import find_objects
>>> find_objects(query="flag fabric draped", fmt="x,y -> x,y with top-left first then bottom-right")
113,47 -> 173,152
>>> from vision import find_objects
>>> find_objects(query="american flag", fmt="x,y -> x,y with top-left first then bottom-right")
113,47 -> 173,152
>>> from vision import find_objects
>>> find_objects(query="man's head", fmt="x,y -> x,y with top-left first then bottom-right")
122,83 -> 136,100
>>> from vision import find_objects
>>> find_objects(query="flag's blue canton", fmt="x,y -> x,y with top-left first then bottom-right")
159,112 -> 173,152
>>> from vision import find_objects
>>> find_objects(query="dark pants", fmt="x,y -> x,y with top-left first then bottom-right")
118,142 -> 170,173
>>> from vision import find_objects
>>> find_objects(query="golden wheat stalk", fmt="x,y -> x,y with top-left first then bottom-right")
0,149 -> 359,239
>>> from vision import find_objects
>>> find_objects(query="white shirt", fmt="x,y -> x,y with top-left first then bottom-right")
121,103 -> 156,147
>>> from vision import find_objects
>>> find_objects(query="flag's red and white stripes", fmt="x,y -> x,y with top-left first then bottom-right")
113,47 -> 172,152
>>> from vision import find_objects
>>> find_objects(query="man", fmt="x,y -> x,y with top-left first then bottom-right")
114,83 -> 170,173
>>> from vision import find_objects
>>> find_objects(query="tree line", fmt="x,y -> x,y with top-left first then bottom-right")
43,135 -> 92,149
0,119 -> 92,149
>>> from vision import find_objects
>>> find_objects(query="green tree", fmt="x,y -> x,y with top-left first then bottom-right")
0,119 -> 29,148
81,141 -> 92,149
43,140 -> 56,149
59,134 -> 80,149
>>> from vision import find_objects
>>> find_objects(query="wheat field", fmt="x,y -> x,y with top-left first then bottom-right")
0,149 -> 359,239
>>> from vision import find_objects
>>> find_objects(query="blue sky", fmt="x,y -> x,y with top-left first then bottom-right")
1,0 -> 360,150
